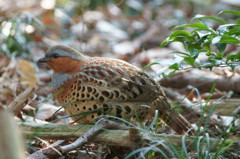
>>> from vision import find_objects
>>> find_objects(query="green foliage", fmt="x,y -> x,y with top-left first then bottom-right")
160,10 -> 240,78
0,13 -> 43,57
125,85 -> 238,159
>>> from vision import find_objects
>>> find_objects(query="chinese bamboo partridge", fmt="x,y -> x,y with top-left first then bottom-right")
38,45 -> 194,135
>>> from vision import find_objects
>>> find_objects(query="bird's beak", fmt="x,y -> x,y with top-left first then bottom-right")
37,57 -> 50,64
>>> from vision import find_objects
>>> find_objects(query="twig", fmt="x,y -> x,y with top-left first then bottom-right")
7,86 -> 35,115
26,119 -> 128,158
160,69 -> 240,94
162,87 -> 201,114
60,118 -> 127,153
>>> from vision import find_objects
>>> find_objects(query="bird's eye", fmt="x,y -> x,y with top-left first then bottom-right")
52,53 -> 60,58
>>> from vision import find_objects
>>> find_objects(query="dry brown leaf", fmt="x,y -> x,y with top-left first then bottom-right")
17,60 -> 38,87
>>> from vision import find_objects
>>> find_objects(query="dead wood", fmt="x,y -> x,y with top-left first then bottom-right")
7,86 -> 35,115
160,69 -> 240,94
26,119 -> 129,159
206,98 -> 240,116
162,87 -> 201,114
21,122 -> 237,152
163,86 -> 240,116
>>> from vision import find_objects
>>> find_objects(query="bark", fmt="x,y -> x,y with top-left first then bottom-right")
206,98 -> 240,116
160,69 -> 240,93
7,86 -> 35,115
21,122 -> 237,151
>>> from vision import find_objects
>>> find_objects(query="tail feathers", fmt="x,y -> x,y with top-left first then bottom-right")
156,98 -> 195,136
162,111 -> 195,136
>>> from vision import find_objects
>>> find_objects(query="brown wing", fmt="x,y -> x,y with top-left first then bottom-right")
76,57 -> 164,102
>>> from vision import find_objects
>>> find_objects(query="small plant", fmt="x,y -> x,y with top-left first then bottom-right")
129,10 -> 240,159
158,10 -> 240,78
0,13 -> 43,57
125,88 -> 239,159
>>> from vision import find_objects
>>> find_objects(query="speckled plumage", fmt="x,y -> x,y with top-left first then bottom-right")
38,45 -> 195,135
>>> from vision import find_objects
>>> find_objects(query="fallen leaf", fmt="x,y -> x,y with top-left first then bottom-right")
35,103 -> 60,120
17,60 -> 38,87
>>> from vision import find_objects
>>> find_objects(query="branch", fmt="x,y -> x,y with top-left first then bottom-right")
160,69 -> 240,94
21,122 -> 237,151
7,86 -> 35,115
162,87 -> 240,116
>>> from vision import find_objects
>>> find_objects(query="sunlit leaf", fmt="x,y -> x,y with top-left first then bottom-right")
162,71 -> 175,78
193,14 -> 227,24
219,10 -> 240,16
174,23 -> 208,29
170,30 -> 192,37
171,51 -> 190,56
143,62 -> 159,70
212,36 -> 222,44
219,36 -> 240,44
169,63 -> 180,70
184,57 -> 195,66
215,52 -> 224,59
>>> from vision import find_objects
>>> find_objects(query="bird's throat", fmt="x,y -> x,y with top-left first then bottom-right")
52,73 -> 73,90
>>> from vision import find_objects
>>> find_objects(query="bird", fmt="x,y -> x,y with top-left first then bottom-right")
38,45 -> 195,135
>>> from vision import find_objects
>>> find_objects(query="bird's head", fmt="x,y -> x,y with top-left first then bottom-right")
38,45 -> 88,74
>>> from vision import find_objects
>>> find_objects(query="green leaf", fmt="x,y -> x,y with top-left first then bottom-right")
206,51 -> 214,56
219,36 -> 240,44
189,48 -> 199,57
160,39 -> 169,47
184,57 -> 195,66
143,62 -> 159,70
169,30 -> 192,39
162,71 -> 175,78
171,51 -> 190,56
193,28 -> 216,34
174,23 -> 208,29
218,24 -> 240,34
218,24 -> 240,28
226,52 -> 240,62
193,14 -> 227,24
229,63 -> 239,70
226,54 -> 235,62
219,10 -> 240,16
216,43 -> 227,53
237,19 -> 240,24
197,19 -> 209,27
169,63 -> 180,70
215,52 -> 224,59
227,29 -> 240,36
160,36 -> 192,47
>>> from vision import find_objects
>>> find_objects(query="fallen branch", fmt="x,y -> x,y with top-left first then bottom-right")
162,87 -> 201,114
162,87 -> 240,116
206,98 -> 240,116
60,119 -> 128,153
21,122 -> 134,147
7,86 -> 35,115
160,69 -> 240,94
21,122 -> 237,151
27,119 -> 129,159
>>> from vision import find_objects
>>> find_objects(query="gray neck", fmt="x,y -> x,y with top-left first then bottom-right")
52,73 -> 73,89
